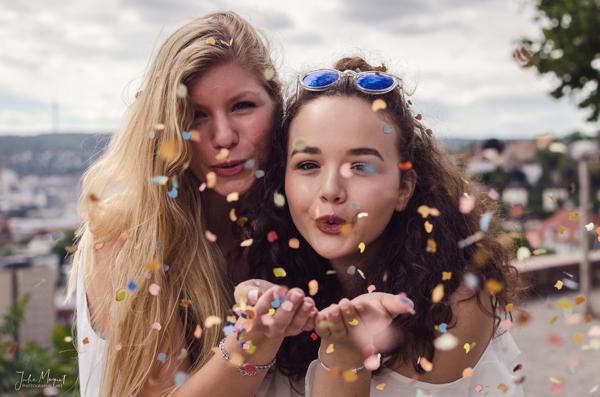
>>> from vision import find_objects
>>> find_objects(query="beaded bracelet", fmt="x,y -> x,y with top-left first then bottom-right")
218,338 -> 276,376
317,348 -> 374,374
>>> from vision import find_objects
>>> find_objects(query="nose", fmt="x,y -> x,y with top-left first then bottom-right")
319,167 -> 347,204
210,112 -> 239,150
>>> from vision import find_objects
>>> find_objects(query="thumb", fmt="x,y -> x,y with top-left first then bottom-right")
380,293 -> 415,317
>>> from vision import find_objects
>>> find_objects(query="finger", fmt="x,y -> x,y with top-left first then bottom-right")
253,285 -> 288,331
347,302 -> 376,357
234,279 -> 273,305
328,304 -> 347,338
266,288 -> 305,336
302,309 -> 317,331
315,312 -> 332,338
286,297 -> 315,335
380,293 -> 415,317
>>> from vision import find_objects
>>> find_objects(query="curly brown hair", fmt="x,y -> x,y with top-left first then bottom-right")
243,56 -> 524,381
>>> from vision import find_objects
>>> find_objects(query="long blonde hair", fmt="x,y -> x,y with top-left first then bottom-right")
67,11 -> 282,396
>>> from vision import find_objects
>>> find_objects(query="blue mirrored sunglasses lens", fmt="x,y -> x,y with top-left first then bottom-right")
302,70 -> 339,88
356,73 -> 395,91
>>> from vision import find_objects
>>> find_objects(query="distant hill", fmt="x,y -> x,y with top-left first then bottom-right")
0,133 -> 477,176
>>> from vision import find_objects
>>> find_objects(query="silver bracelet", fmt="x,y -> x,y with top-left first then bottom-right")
317,347 -> 376,374
218,338 -> 276,376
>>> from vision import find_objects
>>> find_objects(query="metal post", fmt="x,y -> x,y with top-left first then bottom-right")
578,159 -> 594,315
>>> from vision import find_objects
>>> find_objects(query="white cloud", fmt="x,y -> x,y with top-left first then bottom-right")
0,0 -> 596,138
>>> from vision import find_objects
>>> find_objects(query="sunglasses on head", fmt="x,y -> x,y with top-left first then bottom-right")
296,69 -> 400,99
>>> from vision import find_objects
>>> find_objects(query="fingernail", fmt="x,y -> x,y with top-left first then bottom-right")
302,301 -> 312,311
399,293 -> 414,307
247,289 -> 259,304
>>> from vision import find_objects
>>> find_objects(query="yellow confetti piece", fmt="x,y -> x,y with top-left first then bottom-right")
205,230 -> 217,242
273,267 -> 287,277
204,316 -> 221,328
417,205 -> 441,218
558,298 -> 572,311
358,242 -> 366,253
462,367 -> 474,378
274,192 -> 286,207
432,283 -> 444,303
206,172 -> 217,188
239,239 -> 254,248
267,307 -> 276,316
206,37 -> 216,45
559,225 -> 566,234
485,279 -> 503,295
145,260 -> 160,272
326,344 -> 335,354
549,315 -> 558,325
215,148 -> 230,161
442,271 -> 452,281
371,98 -> 387,112
418,356 -> 433,372
94,242 -> 105,250
293,137 -> 307,151
288,238 -> 300,249
505,303 -> 514,313
342,369 -> 358,382
226,192 -> 239,202
340,223 -> 353,235
230,352 -> 244,367
463,343 -> 472,353
554,280 -> 564,290
176,83 -> 188,98
426,238 -> 437,253
115,289 -> 126,301
573,332 -> 584,345
158,139 -> 178,161
375,383 -> 387,391
424,220 -> 433,233
193,325 -> 202,339
348,318 -> 359,326
568,211 -> 578,221
229,208 -> 237,222
308,279 -> 319,296
575,295 -> 586,305
63,336 -> 73,343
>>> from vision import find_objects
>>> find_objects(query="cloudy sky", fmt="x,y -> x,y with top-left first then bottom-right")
1,0 -> 597,139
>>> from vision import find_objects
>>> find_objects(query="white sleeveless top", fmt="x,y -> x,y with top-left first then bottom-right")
75,265 -> 302,397
305,331 -> 524,397
76,266 -> 107,397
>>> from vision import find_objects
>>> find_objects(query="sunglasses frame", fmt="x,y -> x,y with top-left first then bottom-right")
296,69 -> 401,100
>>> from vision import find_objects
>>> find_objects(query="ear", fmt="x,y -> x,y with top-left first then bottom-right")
395,169 -> 416,212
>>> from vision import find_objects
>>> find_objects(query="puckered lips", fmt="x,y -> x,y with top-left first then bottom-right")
209,159 -> 247,177
315,214 -> 347,235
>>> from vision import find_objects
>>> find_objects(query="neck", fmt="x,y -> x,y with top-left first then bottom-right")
329,237 -> 385,298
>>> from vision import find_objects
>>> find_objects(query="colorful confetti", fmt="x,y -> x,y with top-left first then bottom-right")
371,99 -> 387,112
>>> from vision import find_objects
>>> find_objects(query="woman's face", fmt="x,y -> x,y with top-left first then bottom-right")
285,96 -> 413,267
188,61 -> 276,196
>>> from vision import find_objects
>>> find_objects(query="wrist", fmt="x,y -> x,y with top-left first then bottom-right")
318,340 -> 364,369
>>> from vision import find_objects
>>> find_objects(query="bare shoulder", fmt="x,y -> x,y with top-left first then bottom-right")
85,233 -> 127,337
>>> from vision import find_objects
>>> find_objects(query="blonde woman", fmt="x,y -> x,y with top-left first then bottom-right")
67,11 -> 316,397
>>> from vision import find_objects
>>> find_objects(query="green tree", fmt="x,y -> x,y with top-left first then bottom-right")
517,0 -> 600,122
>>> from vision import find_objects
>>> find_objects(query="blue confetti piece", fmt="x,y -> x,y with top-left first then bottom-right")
480,211 -> 493,231
271,298 -> 281,308
439,323 -> 447,333
383,124 -> 393,134
255,170 -> 265,179
148,131 -> 156,139
182,131 -> 192,140
127,280 -> 138,291
174,371 -> 188,386
244,159 -> 255,169
351,202 -> 361,210
157,352 -> 167,363
168,188 -> 178,198
223,323 -> 235,337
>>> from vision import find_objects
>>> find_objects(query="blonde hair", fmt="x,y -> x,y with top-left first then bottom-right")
67,11 -> 282,396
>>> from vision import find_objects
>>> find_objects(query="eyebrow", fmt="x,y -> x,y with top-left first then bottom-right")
290,146 -> 384,161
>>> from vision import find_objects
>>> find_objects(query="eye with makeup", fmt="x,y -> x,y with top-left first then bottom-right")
232,101 -> 256,112
294,160 -> 377,175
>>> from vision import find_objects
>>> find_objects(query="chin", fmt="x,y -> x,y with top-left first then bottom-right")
214,175 -> 254,196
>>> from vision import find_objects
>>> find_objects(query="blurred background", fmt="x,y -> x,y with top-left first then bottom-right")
1,0 -> 599,395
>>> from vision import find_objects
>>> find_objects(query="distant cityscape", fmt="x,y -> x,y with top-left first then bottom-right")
0,131 -> 599,349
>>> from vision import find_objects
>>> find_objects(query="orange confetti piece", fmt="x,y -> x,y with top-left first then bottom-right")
573,332 -> 584,345
399,161 -> 413,171
145,260 -> 160,272
442,271 -> 452,281
288,238 -> 300,249
82,337 -> 89,345
417,205 -> 441,218
424,220 -> 433,233
418,356 -> 433,372
462,367 -> 474,378
206,171 -> 217,188
215,148 -> 230,161
371,99 -> 387,112
485,279 -> 503,295
194,325 -> 202,339
497,384 -> 509,393
375,383 -> 387,391
240,238 -> 253,247
342,369 -> 358,382
426,238 -> 437,253
308,279 -> 319,296
505,303 -> 514,313
568,211 -> 578,221
575,295 -> 586,305
326,344 -> 335,354
226,192 -> 239,202
205,230 -> 217,242
204,316 -> 221,328
158,139 -> 178,161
